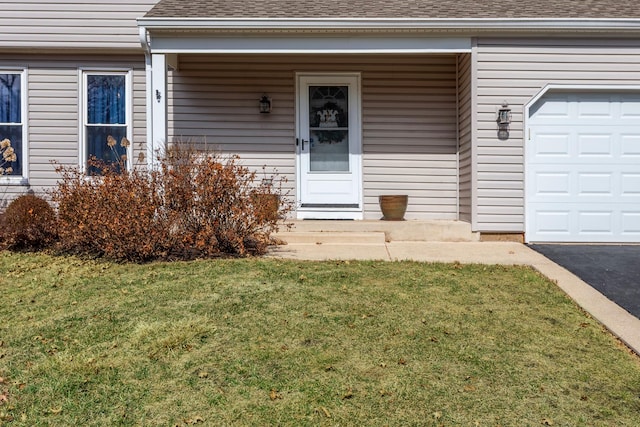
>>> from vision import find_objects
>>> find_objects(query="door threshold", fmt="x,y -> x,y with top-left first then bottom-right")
296,209 -> 363,220
300,203 -> 359,208
302,218 -> 354,221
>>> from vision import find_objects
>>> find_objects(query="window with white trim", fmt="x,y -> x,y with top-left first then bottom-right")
0,71 -> 25,178
82,71 -> 131,172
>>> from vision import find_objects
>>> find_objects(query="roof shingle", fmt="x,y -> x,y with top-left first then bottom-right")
144,0 -> 640,19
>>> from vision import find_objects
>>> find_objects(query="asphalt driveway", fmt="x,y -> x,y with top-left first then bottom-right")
530,245 -> 640,319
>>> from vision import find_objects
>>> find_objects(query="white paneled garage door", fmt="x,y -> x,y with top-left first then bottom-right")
526,92 -> 640,242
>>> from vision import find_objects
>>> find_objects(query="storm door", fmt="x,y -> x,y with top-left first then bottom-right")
297,74 -> 361,218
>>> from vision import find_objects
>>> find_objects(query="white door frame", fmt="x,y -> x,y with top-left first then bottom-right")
295,72 -> 363,219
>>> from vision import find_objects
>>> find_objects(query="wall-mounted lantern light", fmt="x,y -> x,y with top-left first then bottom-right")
496,101 -> 511,140
259,95 -> 272,114
496,101 -> 511,126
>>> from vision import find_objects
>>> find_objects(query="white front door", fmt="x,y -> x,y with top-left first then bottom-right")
297,74 -> 362,219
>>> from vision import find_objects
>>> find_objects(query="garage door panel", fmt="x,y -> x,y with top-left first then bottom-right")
527,92 -> 640,242
578,173 -> 613,196
534,172 -> 570,196
621,174 -> 640,195
535,133 -> 570,157
531,129 -> 638,163
578,134 -> 613,157
577,98 -> 615,119
531,171 -> 639,203
621,135 -> 640,156
621,99 -> 640,117
577,211 -> 613,234
621,212 -> 640,234
530,208 -> 639,242
533,210 -> 571,234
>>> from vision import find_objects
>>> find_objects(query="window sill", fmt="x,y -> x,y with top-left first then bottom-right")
0,177 -> 29,186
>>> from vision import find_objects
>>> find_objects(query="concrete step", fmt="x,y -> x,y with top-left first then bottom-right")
274,231 -> 386,245
275,220 -> 479,242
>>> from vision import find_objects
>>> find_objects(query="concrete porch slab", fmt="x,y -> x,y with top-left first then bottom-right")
274,220 -> 479,243
273,231 -> 386,244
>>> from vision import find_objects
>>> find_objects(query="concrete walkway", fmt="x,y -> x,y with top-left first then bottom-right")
268,241 -> 640,356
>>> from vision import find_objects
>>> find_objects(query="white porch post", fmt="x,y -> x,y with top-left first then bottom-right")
150,53 -> 167,167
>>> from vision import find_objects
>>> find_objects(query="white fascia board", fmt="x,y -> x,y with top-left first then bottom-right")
149,34 -> 472,54
137,17 -> 640,32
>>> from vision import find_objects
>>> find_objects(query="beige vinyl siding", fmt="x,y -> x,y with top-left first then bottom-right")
168,54 -> 458,220
0,54 -> 146,201
362,56 -> 458,220
0,0 -> 157,51
167,56 -> 296,200
475,38 -> 640,232
457,53 -> 472,222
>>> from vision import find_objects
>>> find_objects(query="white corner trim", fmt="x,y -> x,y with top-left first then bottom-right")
469,39 -> 479,231
455,54 -> 460,220
21,67 -> 28,184
140,25 -> 154,169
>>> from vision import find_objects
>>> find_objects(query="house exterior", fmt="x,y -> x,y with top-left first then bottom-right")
1,0 -> 639,243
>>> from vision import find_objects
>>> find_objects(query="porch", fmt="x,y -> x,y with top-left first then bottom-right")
149,53 -> 473,220
140,24 -> 474,222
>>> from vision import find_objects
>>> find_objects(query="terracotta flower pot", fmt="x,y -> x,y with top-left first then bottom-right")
379,195 -> 408,221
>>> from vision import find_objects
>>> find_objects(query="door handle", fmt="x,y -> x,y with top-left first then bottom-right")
296,138 -> 308,150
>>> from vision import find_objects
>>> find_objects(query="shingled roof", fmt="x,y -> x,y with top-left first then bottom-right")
144,0 -> 640,19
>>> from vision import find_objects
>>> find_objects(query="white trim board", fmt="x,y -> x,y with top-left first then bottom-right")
147,35 -> 472,54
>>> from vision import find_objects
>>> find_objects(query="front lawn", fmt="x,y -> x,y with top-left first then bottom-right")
0,252 -> 639,426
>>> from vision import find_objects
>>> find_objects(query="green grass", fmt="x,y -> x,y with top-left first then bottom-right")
0,251 -> 639,426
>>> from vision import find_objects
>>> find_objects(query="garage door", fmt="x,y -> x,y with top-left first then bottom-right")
526,92 -> 640,242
